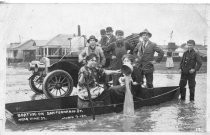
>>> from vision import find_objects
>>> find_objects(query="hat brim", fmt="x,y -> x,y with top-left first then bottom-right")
121,64 -> 133,75
106,30 -> 113,32
87,38 -> 98,43
139,32 -> 152,38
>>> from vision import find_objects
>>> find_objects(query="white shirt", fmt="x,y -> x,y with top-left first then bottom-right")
143,41 -> 148,48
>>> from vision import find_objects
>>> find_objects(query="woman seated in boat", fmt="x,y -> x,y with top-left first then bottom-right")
77,53 -> 121,106
110,54 -> 142,104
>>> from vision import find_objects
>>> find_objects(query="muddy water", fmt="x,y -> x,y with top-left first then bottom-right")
5,67 -> 207,132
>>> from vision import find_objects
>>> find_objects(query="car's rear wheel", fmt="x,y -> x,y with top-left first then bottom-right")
29,74 -> 43,94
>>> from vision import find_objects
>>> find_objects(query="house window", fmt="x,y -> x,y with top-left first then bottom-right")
13,50 -> 18,58
37,48 -> 43,56
49,48 -> 62,56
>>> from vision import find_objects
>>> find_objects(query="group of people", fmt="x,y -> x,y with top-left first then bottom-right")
77,27 -> 203,107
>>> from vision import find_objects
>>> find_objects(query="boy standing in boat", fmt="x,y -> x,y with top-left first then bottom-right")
133,29 -> 164,88
77,53 -> 121,106
179,40 -> 202,101
79,35 -> 106,67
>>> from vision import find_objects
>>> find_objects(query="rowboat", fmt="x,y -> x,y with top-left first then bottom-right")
5,86 -> 180,124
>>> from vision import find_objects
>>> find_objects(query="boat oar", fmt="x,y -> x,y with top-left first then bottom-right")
121,64 -> 135,116
85,82 -> 95,120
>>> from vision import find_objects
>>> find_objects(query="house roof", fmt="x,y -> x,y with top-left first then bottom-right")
157,45 -> 168,50
8,39 -> 48,51
7,42 -> 21,50
175,47 -> 185,52
7,39 -> 36,50
45,34 -> 74,47
195,45 -> 206,50
34,40 -> 48,47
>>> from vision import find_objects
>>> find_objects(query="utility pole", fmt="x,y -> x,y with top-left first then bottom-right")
170,30 -> 173,42
19,35 -> 21,43
204,36 -> 206,46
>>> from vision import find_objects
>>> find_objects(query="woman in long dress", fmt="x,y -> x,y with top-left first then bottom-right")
166,49 -> 174,69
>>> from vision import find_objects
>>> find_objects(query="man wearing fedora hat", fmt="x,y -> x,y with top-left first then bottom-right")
106,27 -> 116,45
99,29 -> 108,47
79,35 -> 106,67
133,29 -> 164,88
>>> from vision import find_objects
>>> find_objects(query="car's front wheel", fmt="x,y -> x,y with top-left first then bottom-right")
43,70 -> 73,98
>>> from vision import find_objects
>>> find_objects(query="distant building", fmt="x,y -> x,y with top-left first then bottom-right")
36,34 -> 86,59
174,47 -> 185,57
180,43 -> 207,57
7,39 -> 48,63
37,34 -> 73,58
7,42 -> 21,61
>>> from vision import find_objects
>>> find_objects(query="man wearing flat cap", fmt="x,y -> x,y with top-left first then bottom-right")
79,35 -> 106,67
103,30 -> 131,85
179,40 -> 202,101
133,29 -> 164,88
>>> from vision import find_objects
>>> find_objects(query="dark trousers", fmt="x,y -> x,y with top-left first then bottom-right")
112,74 -> 121,86
104,58 -> 111,68
142,71 -> 153,88
179,72 -> 196,100
94,89 -> 111,105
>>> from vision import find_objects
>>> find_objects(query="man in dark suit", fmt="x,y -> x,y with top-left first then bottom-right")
179,40 -> 202,101
101,27 -> 117,68
99,29 -> 108,47
133,29 -> 164,88
102,30 -> 130,85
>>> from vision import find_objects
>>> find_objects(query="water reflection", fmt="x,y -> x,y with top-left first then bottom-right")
177,101 -> 205,132
122,116 -> 136,132
31,93 -> 46,100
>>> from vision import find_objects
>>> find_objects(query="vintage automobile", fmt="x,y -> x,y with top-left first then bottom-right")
28,34 -> 86,98
28,31 -> 140,99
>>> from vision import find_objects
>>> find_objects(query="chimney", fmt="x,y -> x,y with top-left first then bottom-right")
78,25 -> 81,36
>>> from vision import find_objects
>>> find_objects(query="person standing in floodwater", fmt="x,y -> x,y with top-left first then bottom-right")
166,48 -> 174,69
179,40 -> 202,101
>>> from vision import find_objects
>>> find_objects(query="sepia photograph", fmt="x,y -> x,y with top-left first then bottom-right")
1,2 -> 209,133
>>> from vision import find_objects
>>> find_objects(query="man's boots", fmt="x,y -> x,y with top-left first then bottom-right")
180,88 -> 186,100
190,88 -> 195,101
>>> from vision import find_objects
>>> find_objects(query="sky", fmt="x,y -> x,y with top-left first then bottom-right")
0,3 -> 210,46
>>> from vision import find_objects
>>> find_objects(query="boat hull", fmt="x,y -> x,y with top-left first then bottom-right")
5,86 -> 180,124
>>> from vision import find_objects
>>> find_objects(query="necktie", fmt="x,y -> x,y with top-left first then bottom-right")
143,42 -> 146,49
142,42 -> 146,53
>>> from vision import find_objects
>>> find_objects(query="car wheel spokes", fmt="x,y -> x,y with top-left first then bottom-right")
49,74 -> 70,97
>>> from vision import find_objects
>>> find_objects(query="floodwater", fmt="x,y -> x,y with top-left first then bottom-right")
5,67 -> 207,132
